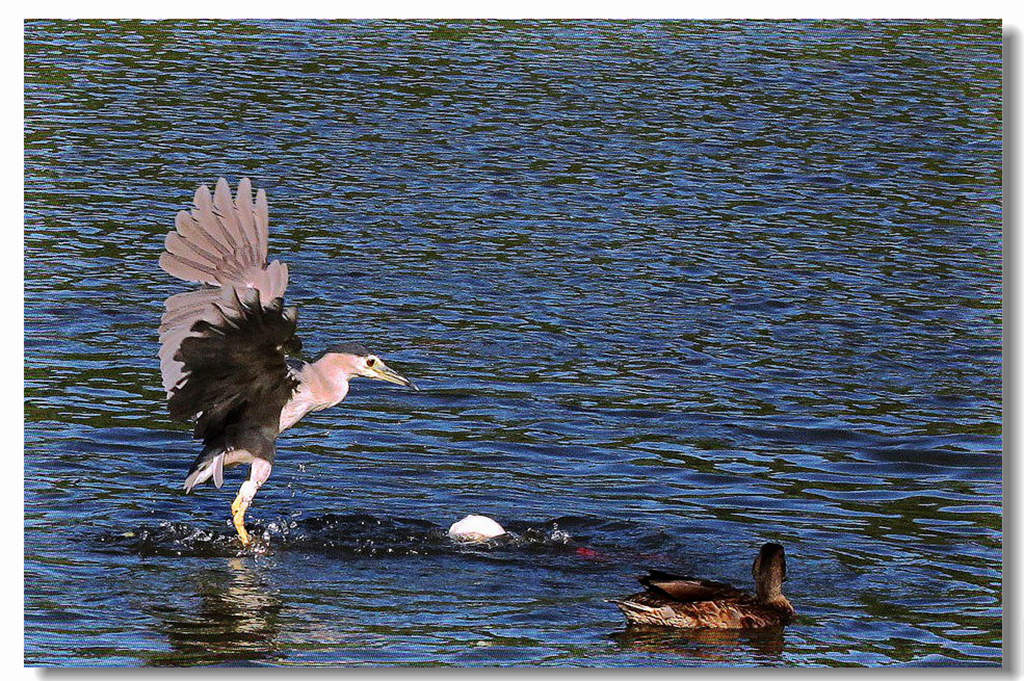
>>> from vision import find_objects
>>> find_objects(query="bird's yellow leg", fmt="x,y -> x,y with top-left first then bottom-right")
230,460 -> 272,547
231,487 -> 253,546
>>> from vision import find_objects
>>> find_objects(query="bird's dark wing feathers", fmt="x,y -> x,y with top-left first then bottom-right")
639,569 -> 745,602
168,286 -> 301,454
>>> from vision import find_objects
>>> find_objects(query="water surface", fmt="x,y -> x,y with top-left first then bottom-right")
24,19 -> 1002,666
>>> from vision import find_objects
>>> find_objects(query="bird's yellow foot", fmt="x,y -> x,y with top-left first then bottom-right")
231,494 -> 251,546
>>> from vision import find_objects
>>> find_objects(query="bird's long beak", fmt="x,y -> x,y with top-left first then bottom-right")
365,359 -> 418,391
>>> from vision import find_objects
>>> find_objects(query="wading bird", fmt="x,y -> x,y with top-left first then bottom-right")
612,543 -> 795,629
158,178 -> 417,546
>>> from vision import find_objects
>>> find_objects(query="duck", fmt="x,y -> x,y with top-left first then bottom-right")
612,542 -> 795,629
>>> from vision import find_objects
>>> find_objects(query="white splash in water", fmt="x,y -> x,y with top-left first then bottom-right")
448,514 -> 506,542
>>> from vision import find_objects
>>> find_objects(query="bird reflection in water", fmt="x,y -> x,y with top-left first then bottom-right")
611,625 -> 786,664
146,558 -> 281,666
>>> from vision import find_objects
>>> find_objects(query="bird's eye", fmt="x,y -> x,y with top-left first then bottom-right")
366,357 -> 376,367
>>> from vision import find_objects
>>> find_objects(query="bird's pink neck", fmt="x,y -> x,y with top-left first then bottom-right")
307,354 -> 360,406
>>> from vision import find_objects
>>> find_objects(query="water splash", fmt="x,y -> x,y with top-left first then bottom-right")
94,513 -> 586,559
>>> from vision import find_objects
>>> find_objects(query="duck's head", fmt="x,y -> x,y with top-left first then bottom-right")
752,542 -> 787,601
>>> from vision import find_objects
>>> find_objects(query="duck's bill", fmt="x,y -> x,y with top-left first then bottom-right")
367,360 -> 418,390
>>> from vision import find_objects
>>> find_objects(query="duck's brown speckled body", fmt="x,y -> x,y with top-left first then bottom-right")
613,543 -> 795,629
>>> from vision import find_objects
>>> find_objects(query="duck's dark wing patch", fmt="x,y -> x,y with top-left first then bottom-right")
168,286 -> 301,467
639,571 -> 744,602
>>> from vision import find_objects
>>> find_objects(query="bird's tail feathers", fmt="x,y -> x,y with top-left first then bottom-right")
183,447 -> 226,493
609,598 -> 665,626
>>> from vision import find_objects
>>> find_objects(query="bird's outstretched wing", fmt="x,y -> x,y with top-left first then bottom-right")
158,178 -> 292,396
158,179 -> 303,486
638,570 -> 745,603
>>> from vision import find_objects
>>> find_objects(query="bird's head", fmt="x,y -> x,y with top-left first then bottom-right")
752,542 -> 787,599
318,342 -> 418,390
